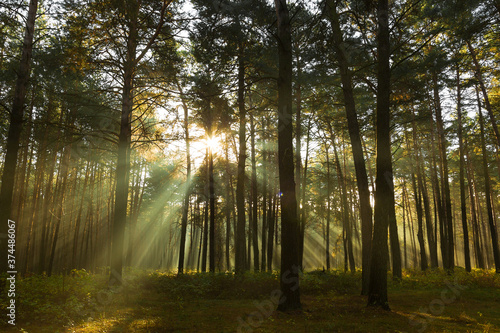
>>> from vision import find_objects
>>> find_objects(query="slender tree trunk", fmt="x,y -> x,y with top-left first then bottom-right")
0,0 -> 38,275
209,141 -> 216,273
250,114 -> 259,271
295,55 -> 303,267
325,144 -> 331,271
477,88 -> 500,273
420,159 -> 438,268
109,2 -> 138,285
225,133 -> 232,271
465,136 -> 484,269
432,71 -> 454,270
412,109 -> 438,268
235,47 -> 247,274
402,180 -> 408,269
412,172 -> 428,271
467,41 -> 500,148
47,138 -> 73,276
331,134 -> 355,273
326,0 -> 372,294
388,190 -> 402,279
202,198 -> 209,272
73,161 -> 90,269
409,120 -> 427,271
275,0 -> 301,311
300,116 -> 312,267
429,115 -> 444,268
456,66 -> 471,272
261,134 -> 268,271
368,0 -> 391,310
178,84 -> 191,274
267,192 -> 275,272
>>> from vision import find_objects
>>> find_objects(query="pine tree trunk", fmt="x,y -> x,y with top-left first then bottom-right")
250,114 -> 259,271
295,56 -> 303,267
235,47 -> 247,274
332,134 -> 355,273
325,144 -> 331,271
225,134 -> 232,271
402,180 -> 408,269
477,88 -> 500,273
464,136 -> 484,268
432,71 -> 455,270
326,0 -> 373,293
267,192 -> 275,272
178,86 -> 191,274
202,198 -> 209,272
467,41 -> 500,148
109,2 -> 138,285
456,67 -> 471,272
429,115 -> 444,268
275,0 -> 301,311
209,143 -> 216,273
47,137 -> 73,276
261,134 -> 268,271
412,172 -> 428,271
300,116 -> 312,268
0,0 -> 38,275
368,0 -> 391,310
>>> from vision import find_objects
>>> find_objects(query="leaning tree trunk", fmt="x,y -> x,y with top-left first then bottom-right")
477,88 -> 500,273
0,0 -> 38,276
326,0 -> 373,294
368,0 -> 392,310
275,0 -> 301,312
467,41 -> 500,148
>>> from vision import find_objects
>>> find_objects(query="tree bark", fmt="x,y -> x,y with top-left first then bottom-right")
456,66 -> 471,272
275,0 -> 301,311
467,41 -> 500,148
178,84 -> 191,274
412,171 -> 428,271
250,114 -> 259,271
209,140 -> 216,273
0,0 -> 38,275
325,143 -> 331,271
464,135 -> 484,269
326,0 -> 373,294
368,0 -> 391,310
476,88 -> 500,273
432,70 -> 454,270
109,1 -> 139,285
235,47 -> 247,274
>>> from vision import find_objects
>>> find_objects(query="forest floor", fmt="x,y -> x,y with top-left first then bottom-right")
1,268 -> 499,332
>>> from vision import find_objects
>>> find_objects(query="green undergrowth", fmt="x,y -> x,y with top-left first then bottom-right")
140,269 -> 361,300
1,268 -> 499,332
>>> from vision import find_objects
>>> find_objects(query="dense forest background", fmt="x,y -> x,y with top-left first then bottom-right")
0,0 -> 499,298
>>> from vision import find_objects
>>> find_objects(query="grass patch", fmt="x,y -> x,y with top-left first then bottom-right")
1,268 -> 499,332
